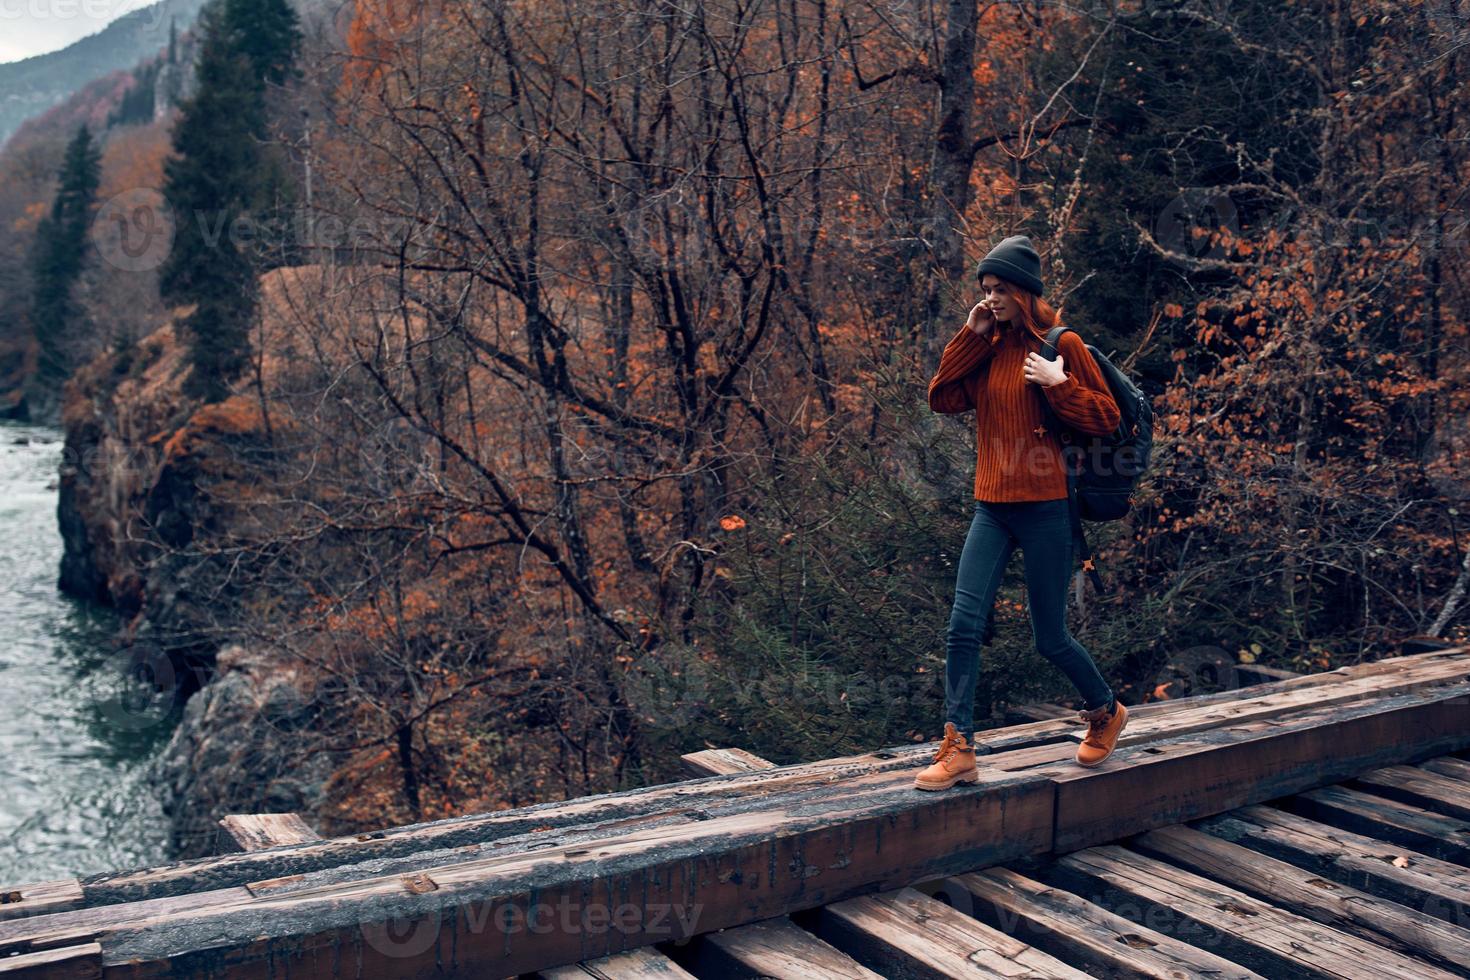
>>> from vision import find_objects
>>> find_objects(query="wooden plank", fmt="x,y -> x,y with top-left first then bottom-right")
0,942 -> 100,980
1195,805 -> 1470,930
950,865 -> 1266,978
1273,784 -> 1470,865
1344,764 -> 1470,821
681,747 -> 776,777
1129,823 -> 1470,973
534,944 -> 697,979
1047,843 -> 1465,979
216,813 -> 323,854
0,768 -> 1058,978
1420,755 -> 1470,783
1402,635 -> 1456,654
0,887 -> 250,956
993,648 -> 1470,761
1052,650 -> 1470,748
0,917 -> 99,962
7,648 -> 1464,911
0,881 -> 83,924
980,647 -> 1452,756
800,886 -> 1093,979
71,681 -> 1467,913
1233,663 -> 1302,684
1003,703 -> 1075,723
677,915 -> 883,979
1047,680 -> 1470,851
1,675 -> 1464,976
5,737 -> 1058,908
671,750 -> 882,979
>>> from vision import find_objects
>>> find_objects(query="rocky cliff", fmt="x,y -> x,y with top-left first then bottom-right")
58,325 -> 188,614
151,642 -> 335,857
58,315 -> 326,858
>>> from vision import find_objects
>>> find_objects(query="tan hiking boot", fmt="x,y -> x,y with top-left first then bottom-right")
914,722 -> 980,790
1076,698 -> 1128,767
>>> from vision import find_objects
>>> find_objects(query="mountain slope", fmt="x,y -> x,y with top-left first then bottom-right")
0,0 -> 209,149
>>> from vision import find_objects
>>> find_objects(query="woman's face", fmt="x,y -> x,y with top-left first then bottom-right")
980,275 -> 1022,324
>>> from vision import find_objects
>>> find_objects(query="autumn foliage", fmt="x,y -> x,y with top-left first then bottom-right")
21,0 -> 1469,847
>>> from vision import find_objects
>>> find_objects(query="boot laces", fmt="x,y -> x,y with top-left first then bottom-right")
1078,703 -> 1112,732
932,731 -> 970,763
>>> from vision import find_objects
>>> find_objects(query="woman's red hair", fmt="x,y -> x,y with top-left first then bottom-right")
995,277 -> 1064,346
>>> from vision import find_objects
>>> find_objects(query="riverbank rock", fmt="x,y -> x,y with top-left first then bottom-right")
58,315 -> 329,858
148,642 -> 335,858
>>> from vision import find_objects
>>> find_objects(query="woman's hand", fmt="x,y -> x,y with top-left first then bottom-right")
1024,350 -> 1067,387
964,302 -> 996,337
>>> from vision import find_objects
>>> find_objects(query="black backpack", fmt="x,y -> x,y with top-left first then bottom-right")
1035,325 -> 1154,597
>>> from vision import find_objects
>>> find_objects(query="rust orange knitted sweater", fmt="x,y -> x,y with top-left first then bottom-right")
927,320 -> 1122,502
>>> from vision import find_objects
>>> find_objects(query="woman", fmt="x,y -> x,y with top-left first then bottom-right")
914,234 -> 1128,791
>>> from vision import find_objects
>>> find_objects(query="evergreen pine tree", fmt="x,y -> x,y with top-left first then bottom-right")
222,0 -> 303,90
157,0 -> 300,402
30,124 -> 102,399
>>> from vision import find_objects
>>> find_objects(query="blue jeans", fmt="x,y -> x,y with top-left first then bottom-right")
944,498 -> 1115,733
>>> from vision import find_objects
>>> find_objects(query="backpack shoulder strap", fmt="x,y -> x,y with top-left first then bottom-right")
1036,324 -> 1109,595
1041,324 -> 1072,360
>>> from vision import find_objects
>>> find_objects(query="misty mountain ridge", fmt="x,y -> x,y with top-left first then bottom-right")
0,0 -> 210,148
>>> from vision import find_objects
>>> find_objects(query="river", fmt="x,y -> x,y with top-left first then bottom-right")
0,419 -> 172,882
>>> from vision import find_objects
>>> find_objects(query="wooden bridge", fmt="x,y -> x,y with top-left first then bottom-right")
2,644 -> 1469,978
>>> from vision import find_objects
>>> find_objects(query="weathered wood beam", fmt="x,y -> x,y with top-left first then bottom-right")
951,866 -> 1265,978
1193,804 -> 1470,929
0,766 -> 1058,977
533,943 -> 697,979
1036,650 -> 1468,750
0,646 -> 1456,921
0,881 -> 83,924
216,814 -> 323,855
74,662 -> 1461,914
5,646 -> 1460,917
797,886 -> 1093,979
1048,680 -> 1470,851
680,747 -> 777,777
673,914 -> 883,979
1045,844 -> 1464,979
1129,823 -> 1470,973
1342,764 -> 1470,821
1273,784 -> 1470,865
0,940 -> 100,979
1419,755 -> 1470,782
0,678 -> 1463,977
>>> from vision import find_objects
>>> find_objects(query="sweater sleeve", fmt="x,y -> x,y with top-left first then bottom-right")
1040,331 -> 1122,436
927,324 -> 999,414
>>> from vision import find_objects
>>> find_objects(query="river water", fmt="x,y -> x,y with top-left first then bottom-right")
0,419 -> 171,882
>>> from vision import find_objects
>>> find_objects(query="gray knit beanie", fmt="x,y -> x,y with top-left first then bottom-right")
975,234 -> 1045,297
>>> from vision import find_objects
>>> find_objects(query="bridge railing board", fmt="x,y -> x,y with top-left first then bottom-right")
216,813 -> 323,855
0,648 -> 1466,979
0,674 -> 1465,977
0,647 -> 1463,914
